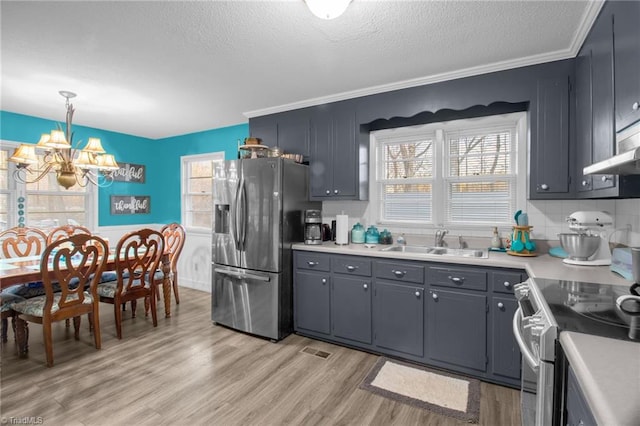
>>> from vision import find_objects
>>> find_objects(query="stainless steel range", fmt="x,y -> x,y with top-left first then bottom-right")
512,277 -> 640,426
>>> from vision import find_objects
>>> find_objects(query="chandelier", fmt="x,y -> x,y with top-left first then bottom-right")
9,91 -> 119,189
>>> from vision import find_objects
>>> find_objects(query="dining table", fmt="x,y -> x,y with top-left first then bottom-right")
0,251 -> 173,317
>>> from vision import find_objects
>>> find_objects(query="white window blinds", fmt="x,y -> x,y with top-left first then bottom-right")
373,113 -> 522,227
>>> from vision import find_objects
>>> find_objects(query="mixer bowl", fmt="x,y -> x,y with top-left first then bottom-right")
558,233 -> 601,260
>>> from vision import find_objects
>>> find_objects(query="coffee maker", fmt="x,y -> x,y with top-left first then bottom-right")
304,210 -> 323,245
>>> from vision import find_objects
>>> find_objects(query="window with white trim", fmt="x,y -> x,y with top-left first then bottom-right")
181,152 -> 224,230
0,142 -> 96,232
372,112 -> 525,228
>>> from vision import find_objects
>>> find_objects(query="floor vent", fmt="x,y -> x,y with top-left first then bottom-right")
301,346 -> 332,359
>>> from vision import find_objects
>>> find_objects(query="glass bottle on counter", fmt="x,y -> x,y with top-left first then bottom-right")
351,223 -> 365,244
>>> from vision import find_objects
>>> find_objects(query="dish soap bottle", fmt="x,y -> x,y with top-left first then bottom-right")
491,227 -> 502,248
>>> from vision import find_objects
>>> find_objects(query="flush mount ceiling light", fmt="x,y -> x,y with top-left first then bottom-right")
305,0 -> 352,20
9,91 -> 120,189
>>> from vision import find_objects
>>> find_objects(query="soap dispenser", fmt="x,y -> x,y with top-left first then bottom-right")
491,227 -> 502,248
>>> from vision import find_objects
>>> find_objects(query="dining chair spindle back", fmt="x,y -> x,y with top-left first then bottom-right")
10,233 -> 109,367
0,227 -> 48,342
97,228 -> 164,339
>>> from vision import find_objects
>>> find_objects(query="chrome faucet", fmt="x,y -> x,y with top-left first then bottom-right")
434,229 -> 448,247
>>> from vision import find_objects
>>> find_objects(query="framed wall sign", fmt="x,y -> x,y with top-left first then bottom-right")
112,162 -> 146,183
110,195 -> 151,215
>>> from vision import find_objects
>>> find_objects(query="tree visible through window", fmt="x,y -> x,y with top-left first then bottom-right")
182,152 -> 224,229
373,113 -> 522,227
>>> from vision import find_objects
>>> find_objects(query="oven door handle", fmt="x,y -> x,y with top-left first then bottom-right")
513,306 -> 540,371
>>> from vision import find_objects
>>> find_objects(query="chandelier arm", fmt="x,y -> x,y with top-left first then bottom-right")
12,163 -> 55,184
99,172 -> 114,188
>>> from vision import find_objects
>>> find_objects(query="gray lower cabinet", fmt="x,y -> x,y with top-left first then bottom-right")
490,296 -> 520,382
566,366 -> 597,426
332,275 -> 372,344
374,281 -> 424,357
427,287 -> 487,372
294,270 -> 331,335
293,251 -> 523,388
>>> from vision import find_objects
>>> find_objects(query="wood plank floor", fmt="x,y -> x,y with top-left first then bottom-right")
1,288 -> 520,425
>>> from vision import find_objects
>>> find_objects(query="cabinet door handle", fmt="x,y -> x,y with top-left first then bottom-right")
346,265 -> 358,272
632,101 -> 639,111
581,180 -> 589,187
325,190 -> 330,195
601,175 -> 612,182
432,293 -> 438,300
307,261 -> 318,267
497,302 -> 504,309
540,184 -> 549,190
334,189 -> 339,194
503,281 -> 511,288
363,283 -> 368,289
392,270 -> 406,278
415,291 -> 421,298
448,276 -> 464,283
321,278 -> 327,284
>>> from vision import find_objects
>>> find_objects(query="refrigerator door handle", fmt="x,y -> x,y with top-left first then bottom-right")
214,267 -> 271,282
238,176 -> 247,252
232,174 -> 242,251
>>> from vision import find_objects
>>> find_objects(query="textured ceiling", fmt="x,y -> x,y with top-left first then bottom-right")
1,0 -> 601,139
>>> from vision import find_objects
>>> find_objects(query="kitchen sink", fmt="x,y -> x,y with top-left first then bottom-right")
381,245 -> 488,258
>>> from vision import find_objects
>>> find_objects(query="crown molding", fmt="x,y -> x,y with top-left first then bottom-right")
244,0 -> 605,120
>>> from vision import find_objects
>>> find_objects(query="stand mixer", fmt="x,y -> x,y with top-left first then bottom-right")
562,211 -> 613,266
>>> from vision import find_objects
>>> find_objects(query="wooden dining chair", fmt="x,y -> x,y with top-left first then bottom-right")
46,224 -> 91,244
0,226 -> 48,343
10,234 -> 108,367
148,223 -> 185,312
97,229 -> 164,339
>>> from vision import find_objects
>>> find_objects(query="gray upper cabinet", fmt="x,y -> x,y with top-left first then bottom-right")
533,74 -> 572,195
590,5 -> 616,191
575,44 -> 594,194
611,0 -> 640,132
309,102 -> 359,200
276,110 -> 311,160
249,111 -> 310,160
249,117 -> 277,148
573,0 -> 640,198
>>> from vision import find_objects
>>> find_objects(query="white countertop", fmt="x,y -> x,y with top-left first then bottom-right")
560,332 -> 640,426
292,242 -> 631,287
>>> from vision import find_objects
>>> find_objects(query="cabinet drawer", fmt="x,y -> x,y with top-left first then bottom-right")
332,256 -> 372,277
296,252 -> 331,272
375,260 -> 424,284
429,266 -> 487,291
492,271 -> 524,294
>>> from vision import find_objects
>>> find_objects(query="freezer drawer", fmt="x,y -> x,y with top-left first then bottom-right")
211,265 -> 286,340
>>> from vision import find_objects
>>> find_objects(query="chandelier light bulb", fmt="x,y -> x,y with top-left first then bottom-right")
305,0 -> 352,20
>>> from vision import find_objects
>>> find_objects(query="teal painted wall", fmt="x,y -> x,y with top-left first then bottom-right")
0,111 -> 248,226
155,124 -> 249,223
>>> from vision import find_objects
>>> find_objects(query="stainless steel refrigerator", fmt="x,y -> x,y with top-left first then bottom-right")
211,157 -> 320,341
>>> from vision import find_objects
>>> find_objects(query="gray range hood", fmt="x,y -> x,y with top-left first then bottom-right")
584,123 -> 640,175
